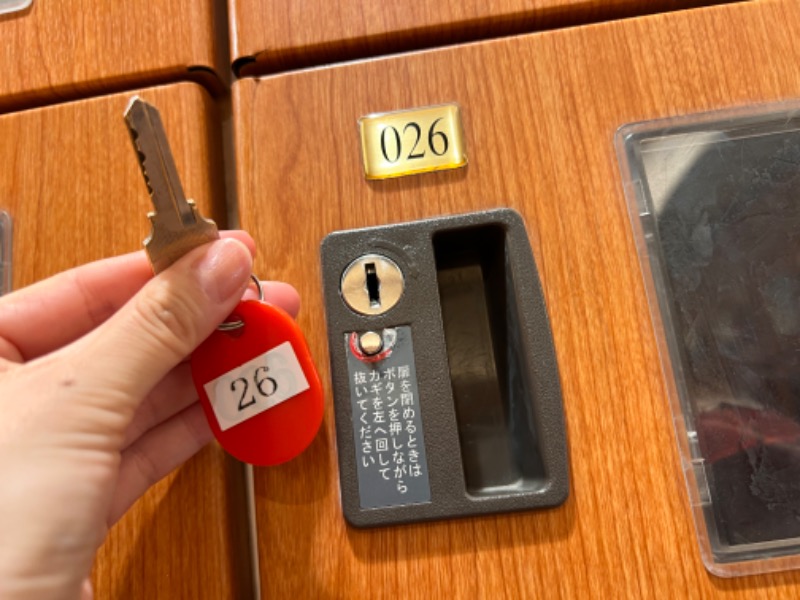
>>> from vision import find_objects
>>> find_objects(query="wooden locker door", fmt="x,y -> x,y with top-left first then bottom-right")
0,1 -> 225,113
233,0 -> 800,597
0,82 -> 251,599
230,0 -> 739,73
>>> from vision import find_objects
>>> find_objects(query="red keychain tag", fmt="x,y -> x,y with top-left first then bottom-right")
190,299 -> 324,466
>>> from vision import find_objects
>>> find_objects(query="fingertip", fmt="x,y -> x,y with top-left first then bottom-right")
220,230 -> 257,258
195,239 -> 253,304
263,281 -> 301,318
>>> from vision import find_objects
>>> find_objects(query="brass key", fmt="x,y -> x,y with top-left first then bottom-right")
124,97 -> 219,273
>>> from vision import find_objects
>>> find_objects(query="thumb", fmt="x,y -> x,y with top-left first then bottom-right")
67,238 -> 252,415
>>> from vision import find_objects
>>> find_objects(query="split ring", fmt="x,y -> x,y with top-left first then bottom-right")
217,274 -> 263,331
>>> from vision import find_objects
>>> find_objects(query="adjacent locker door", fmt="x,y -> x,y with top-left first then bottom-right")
229,0 -> 740,73
0,82 -> 252,600
232,1 -> 800,597
0,1 -> 225,113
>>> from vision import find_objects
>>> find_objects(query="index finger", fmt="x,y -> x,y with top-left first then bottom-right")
0,231 -> 256,362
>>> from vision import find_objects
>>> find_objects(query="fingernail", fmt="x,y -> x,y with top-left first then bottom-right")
196,239 -> 253,303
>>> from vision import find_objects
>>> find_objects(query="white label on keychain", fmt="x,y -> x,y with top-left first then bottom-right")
205,341 -> 310,431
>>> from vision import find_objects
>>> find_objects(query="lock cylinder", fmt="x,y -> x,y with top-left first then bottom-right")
340,253 -> 404,315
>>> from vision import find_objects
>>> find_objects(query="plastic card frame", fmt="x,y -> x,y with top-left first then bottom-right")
0,211 -> 11,296
617,101 -> 800,577
0,0 -> 32,16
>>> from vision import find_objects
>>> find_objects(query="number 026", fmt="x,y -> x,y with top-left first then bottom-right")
359,104 -> 467,180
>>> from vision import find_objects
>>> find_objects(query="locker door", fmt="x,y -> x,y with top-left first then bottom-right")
0,2 -> 225,113
232,1 -> 800,597
229,0 -> 740,74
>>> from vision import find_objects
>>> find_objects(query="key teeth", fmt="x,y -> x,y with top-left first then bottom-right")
124,102 -> 156,198
138,155 -> 155,198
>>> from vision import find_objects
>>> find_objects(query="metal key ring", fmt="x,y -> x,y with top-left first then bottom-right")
217,274 -> 264,331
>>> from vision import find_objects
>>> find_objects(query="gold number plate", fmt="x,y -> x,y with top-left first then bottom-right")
359,104 -> 467,180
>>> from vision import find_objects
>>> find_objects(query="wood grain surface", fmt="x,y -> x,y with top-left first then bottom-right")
0,82 -> 252,599
0,0 -> 226,114
233,0 -> 800,597
229,0 -> 739,74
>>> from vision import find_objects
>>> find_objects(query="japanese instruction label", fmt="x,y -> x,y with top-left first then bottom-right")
345,327 -> 431,509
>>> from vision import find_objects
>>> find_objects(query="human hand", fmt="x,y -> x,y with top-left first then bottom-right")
0,232 -> 299,600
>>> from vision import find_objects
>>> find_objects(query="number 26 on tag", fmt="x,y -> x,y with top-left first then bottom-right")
231,365 -> 277,412
191,301 -> 324,466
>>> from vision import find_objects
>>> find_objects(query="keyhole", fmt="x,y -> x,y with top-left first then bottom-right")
340,253 -> 404,316
365,262 -> 381,307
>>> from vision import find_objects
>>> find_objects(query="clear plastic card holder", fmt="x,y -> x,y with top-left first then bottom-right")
0,0 -> 32,16
616,102 -> 800,577
0,211 -> 11,296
